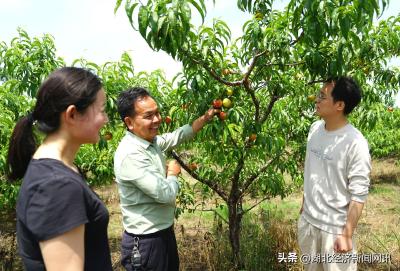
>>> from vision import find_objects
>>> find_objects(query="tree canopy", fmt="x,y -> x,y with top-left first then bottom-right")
116,0 -> 400,267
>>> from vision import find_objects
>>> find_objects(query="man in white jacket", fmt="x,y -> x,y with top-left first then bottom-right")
298,76 -> 371,271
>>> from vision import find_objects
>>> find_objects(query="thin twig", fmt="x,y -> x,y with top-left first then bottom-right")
180,208 -> 229,224
225,124 -> 239,149
182,50 -> 243,87
171,151 -> 228,201
242,195 -> 271,215
243,50 -> 268,83
241,154 -> 281,197
264,61 -> 306,67
307,79 -> 326,85
243,50 -> 268,122
290,31 -> 304,46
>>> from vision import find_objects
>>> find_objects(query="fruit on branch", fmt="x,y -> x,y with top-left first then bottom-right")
222,98 -> 233,108
213,99 -> 223,109
165,116 -> 172,124
104,131 -> 113,141
188,162 -> 198,171
219,111 -> 227,121
222,69 -> 231,76
307,94 -> 316,102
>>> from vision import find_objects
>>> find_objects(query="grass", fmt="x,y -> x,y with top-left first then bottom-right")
97,159 -> 399,270
1,158 -> 399,270
370,184 -> 397,195
370,158 -> 400,185
96,158 -> 400,270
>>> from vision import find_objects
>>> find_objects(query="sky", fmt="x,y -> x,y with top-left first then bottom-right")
1,0 -> 399,104
0,0 -> 255,79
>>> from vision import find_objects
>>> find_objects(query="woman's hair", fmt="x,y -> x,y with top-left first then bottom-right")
6,67 -> 103,181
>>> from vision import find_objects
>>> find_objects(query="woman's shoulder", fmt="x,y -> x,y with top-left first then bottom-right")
27,158 -> 83,180
20,158 -> 87,198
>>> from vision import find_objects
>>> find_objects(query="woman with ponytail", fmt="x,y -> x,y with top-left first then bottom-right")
7,67 -> 112,271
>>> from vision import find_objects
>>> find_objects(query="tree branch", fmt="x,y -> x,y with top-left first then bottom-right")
229,153 -> 245,201
231,153 -> 244,185
290,31 -> 304,46
241,126 -> 302,199
208,67 -> 243,87
263,61 -> 306,67
242,195 -> 271,215
182,50 -> 243,87
182,49 -> 268,122
243,50 -> 268,122
241,154 -> 281,197
243,50 -> 268,83
307,79 -> 326,85
248,89 -> 260,122
171,151 -> 228,202
260,89 -> 280,123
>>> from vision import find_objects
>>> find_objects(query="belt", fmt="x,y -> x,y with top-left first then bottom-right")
124,226 -> 173,238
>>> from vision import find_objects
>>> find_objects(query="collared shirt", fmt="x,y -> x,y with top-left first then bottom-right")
114,125 -> 194,234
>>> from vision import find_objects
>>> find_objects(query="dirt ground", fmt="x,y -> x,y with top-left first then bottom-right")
101,158 -> 400,270
1,158 -> 399,270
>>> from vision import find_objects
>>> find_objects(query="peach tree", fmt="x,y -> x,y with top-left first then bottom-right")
0,29 -> 64,209
116,0 -> 399,267
0,30 -> 175,209
73,54 -> 177,185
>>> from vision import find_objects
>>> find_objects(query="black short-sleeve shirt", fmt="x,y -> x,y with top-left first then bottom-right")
16,158 -> 112,271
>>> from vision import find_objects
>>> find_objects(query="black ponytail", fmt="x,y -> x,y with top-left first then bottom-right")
6,114 -> 37,181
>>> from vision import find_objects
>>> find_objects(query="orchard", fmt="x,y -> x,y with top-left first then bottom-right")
0,0 -> 399,269
114,0 -> 400,267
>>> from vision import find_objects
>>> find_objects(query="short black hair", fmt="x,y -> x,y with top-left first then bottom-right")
326,76 -> 362,115
117,87 -> 152,123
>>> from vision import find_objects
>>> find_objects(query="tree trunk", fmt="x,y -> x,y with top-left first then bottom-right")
228,197 -> 244,269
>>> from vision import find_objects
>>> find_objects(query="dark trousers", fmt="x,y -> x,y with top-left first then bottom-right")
121,226 -> 179,271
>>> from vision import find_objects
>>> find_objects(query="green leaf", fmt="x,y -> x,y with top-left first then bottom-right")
339,17 -> 350,39
125,1 -> 139,28
159,21 -> 170,48
168,9 -> 176,29
348,31 -> 361,49
199,26 -> 214,37
247,0 -> 252,13
237,0 -> 247,11
138,6 -> 149,38
201,45 -> 209,59
157,16 -> 167,35
150,10 -> 159,35
187,0 -> 205,24
114,0 -> 123,14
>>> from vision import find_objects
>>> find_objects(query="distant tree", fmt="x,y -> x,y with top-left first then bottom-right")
0,30 -> 174,209
0,28 -> 65,97
0,29 -> 63,209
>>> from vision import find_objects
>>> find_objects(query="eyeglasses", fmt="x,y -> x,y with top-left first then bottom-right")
316,93 -> 328,100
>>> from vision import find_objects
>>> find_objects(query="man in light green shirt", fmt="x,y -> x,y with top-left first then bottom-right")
114,87 -> 215,271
